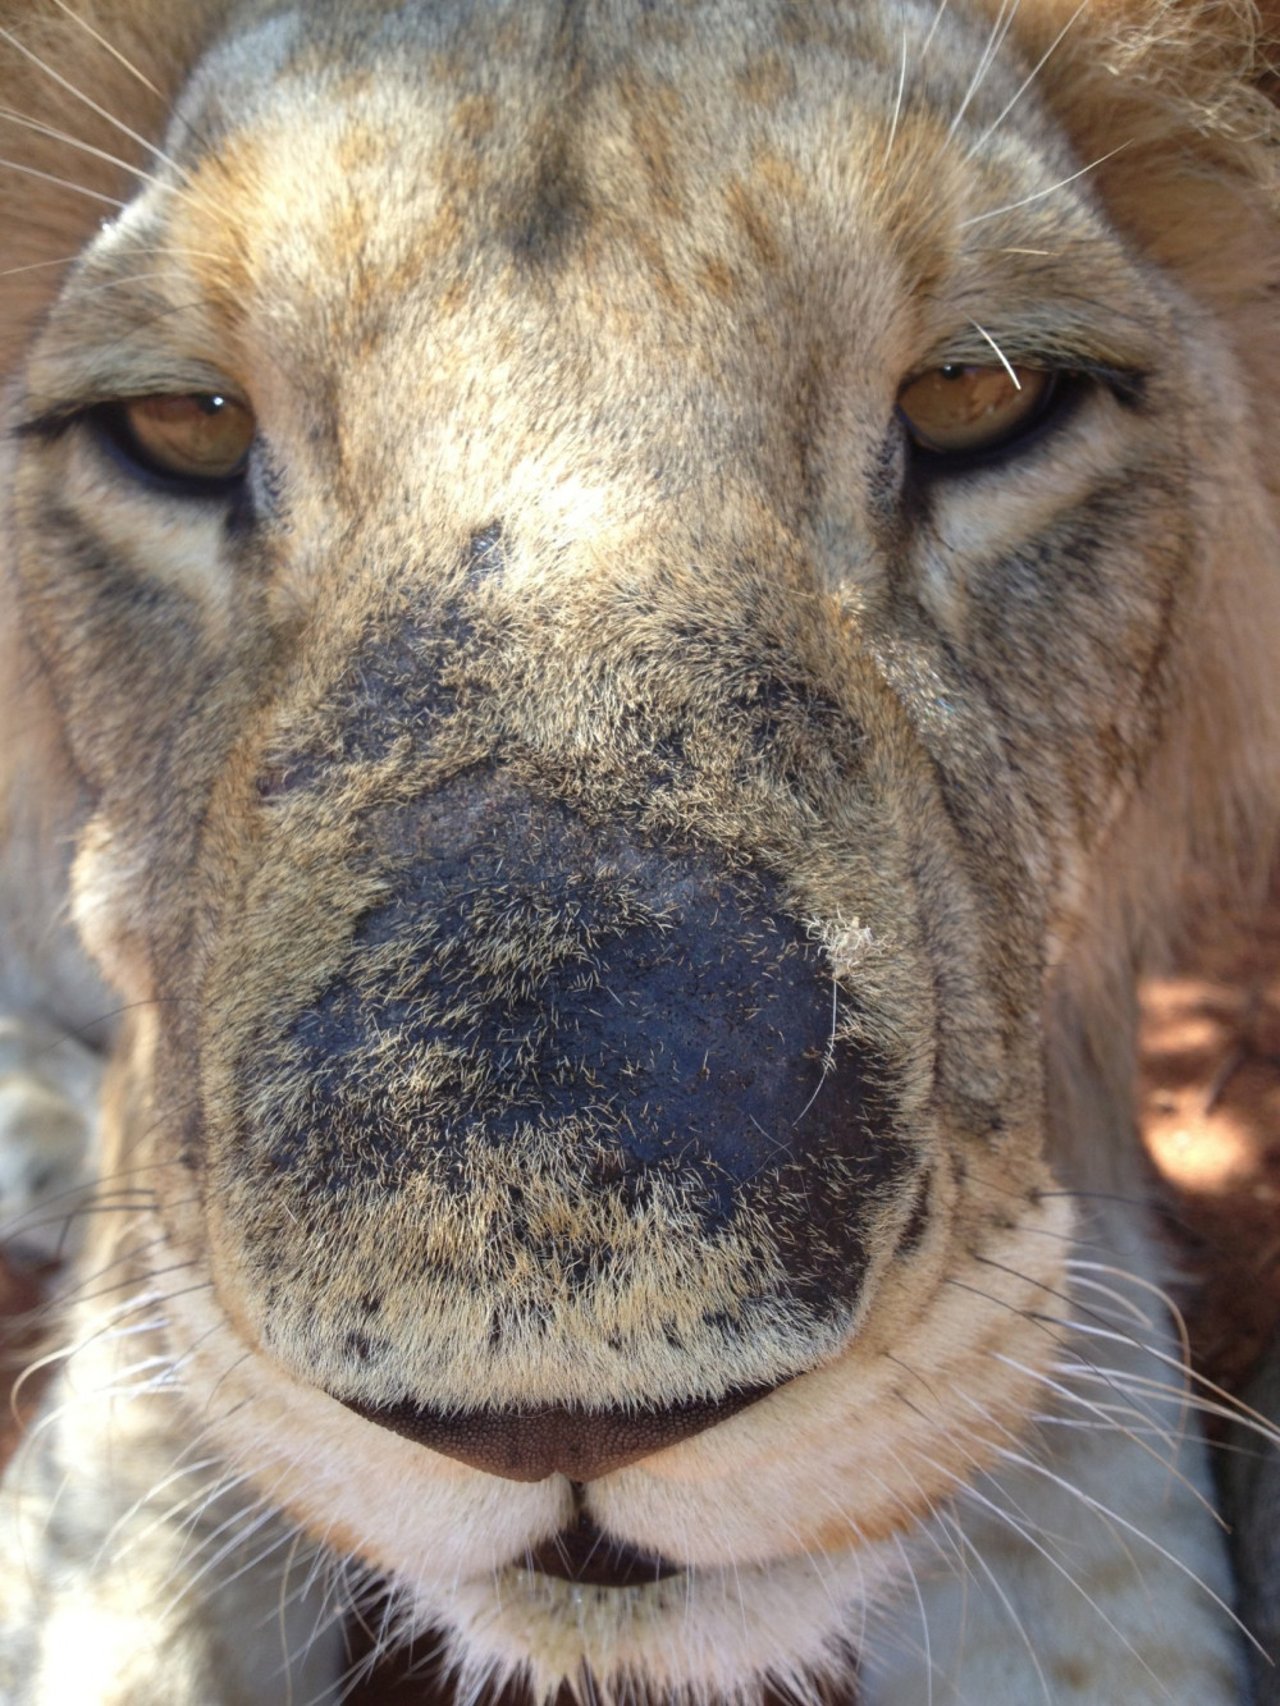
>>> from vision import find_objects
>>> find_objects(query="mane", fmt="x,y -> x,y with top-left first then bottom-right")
1001,0 -> 1280,1160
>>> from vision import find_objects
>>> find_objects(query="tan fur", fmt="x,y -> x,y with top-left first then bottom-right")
0,2 -> 1278,1703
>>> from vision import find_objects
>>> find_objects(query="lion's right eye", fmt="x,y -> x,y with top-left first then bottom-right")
897,364 -> 1056,458
92,393 -> 255,494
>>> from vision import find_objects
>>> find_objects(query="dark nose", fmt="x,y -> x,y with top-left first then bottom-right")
285,768 -> 895,1269
279,765 -> 908,1424
345,1384 -> 775,1481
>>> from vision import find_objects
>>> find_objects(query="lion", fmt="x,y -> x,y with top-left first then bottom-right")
0,0 -> 1278,1701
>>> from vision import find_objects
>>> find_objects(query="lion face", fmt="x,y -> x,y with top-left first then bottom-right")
7,0 -> 1276,1697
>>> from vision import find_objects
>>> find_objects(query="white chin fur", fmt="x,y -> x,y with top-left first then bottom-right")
407,1546 -> 903,1705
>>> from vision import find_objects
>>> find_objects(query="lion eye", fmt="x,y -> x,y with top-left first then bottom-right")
897,364 -> 1054,457
102,393 -> 255,488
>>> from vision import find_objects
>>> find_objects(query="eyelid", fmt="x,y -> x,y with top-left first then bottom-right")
13,377 -> 254,440
11,403 -> 85,443
907,351 -> 1146,397
13,393 -> 256,501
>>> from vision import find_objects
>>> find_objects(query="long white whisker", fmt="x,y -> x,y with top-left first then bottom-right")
997,1444 -> 1269,1658
884,29 -> 909,163
0,106 -> 171,196
969,320 -> 1021,388
1067,1256 -> 1195,1367
990,1350 -> 1220,1521
0,22 -> 192,184
0,154 -> 124,205
1059,1362 -> 1280,1446
935,1504 -> 1054,1706
942,1470 -> 1171,1696
943,1274 -> 1218,1492
919,0 -> 952,63
890,1531 -> 934,1706
948,0 -> 1020,139
1052,1315 -> 1280,1435
47,0 -> 165,103
1061,1271 -> 1159,1332
159,1500 -> 283,1614
0,252 -> 89,279
958,143 -> 1131,226
969,0 -> 1090,153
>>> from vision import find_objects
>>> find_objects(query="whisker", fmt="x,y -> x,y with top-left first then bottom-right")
918,0 -> 952,64
883,28 -> 909,164
162,1501 -> 294,1617
969,320 -> 1021,388
0,252 -> 91,279
101,1459 -> 251,1572
936,1503 -> 1055,1705
942,1274 -> 1205,1460
0,21 -> 192,185
1059,1362 -> 1280,1446
46,0 -> 167,104
1066,1256 -> 1195,1371
957,142 -> 1132,226
1050,1314 -> 1280,1440
968,0 -> 1090,153
948,0 -> 1020,139
989,1349 -> 1219,1520
0,105 -> 174,197
995,1443 -> 1269,1658
1061,1271 -> 1160,1332
942,1470 -> 1168,1696
889,1531 -> 934,1706
273,1525 -> 317,1706
0,153 -> 124,205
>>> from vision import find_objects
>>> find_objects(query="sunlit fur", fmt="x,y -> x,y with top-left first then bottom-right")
0,2 -> 1278,1704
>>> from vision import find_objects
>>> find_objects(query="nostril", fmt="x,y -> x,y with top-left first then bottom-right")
343,1383 -> 778,1482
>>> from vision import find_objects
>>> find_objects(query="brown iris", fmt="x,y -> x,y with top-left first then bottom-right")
897,364 -> 1052,456
119,393 -> 254,482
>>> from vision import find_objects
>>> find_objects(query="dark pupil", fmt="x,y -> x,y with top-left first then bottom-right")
939,365 -> 964,382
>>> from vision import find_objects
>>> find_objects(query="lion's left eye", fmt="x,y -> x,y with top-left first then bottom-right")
897,364 -> 1055,457
94,393 -> 255,490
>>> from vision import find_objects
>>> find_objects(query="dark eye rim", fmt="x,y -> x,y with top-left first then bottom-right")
85,397 -> 254,500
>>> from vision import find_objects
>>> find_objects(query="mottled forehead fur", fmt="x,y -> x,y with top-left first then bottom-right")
30,0 -> 1174,539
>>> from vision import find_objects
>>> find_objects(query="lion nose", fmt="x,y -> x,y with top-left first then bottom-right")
285,767 -> 894,1270
274,764 -> 909,1420
343,1385 -> 776,1481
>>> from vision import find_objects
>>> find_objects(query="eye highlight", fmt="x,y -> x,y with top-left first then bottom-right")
897,364 -> 1055,458
95,393 -> 255,491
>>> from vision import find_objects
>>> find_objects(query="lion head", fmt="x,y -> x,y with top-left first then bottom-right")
2,0 -> 1278,1700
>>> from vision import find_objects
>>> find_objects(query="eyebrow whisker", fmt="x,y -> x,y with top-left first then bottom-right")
0,21 -> 193,187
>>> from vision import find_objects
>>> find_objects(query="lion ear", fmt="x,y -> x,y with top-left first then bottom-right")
1002,0 -> 1279,303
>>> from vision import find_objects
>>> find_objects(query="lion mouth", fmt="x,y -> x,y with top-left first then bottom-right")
521,1512 -> 683,1588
